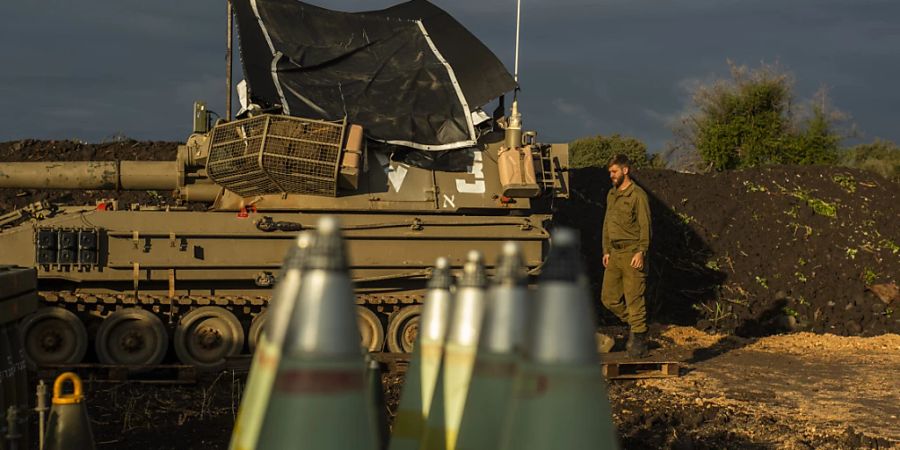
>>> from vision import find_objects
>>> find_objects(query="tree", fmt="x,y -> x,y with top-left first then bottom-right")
670,62 -> 845,171
789,102 -> 841,165
569,134 -> 654,169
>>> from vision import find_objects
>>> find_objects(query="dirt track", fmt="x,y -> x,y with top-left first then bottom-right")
616,326 -> 900,449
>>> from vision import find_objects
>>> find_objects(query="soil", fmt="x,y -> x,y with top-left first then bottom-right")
558,166 -> 900,337
617,326 -> 900,449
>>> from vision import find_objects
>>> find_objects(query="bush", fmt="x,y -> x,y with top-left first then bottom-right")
840,140 -> 900,181
671,62 -> 845,171
569,134 -> 655,169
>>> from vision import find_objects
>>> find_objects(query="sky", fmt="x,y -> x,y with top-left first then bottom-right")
2,0 -> 899,152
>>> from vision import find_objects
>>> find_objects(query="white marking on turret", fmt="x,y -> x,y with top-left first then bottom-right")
374,152 -> 409,193
388,164 -> 408,193
455,151 -> 485,194
442,194 -> 456,209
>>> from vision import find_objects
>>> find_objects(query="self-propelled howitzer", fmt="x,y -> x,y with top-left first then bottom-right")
0,113 -> 569,371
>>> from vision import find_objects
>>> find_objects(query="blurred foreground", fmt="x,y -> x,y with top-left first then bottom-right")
76,325 -> 898,449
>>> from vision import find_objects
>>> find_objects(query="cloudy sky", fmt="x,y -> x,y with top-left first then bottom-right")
2,0 -> 898,151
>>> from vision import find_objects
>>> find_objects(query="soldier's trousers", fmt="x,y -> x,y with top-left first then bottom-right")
600,249 -> 647,333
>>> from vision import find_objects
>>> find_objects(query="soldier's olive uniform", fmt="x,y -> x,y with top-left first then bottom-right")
601,182 -> 651,334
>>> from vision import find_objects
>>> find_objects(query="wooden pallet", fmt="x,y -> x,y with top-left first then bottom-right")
601,360 -> 679,380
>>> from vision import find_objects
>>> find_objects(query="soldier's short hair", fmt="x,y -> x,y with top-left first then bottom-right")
607,154 -> 631,169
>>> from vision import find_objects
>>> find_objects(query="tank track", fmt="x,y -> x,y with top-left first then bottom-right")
38,291 -> 422,315
27,291 -> 423,373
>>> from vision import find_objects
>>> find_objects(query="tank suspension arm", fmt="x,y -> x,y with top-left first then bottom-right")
0,161 -> 181,190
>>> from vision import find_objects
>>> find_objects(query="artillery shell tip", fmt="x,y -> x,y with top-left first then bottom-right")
315,216 -> 340,235
502,241 -> 520,256
551,227 -> 578,248
460,250 -> 487,287
541,227 -> 582,281
294,231 -> 314,248
428,257 -> 453,289
496,241 -> 525,284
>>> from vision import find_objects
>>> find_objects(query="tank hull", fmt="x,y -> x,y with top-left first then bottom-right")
2,209 -> 552,359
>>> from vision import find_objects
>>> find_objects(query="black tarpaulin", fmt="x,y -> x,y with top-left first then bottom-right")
233,0 -> 516,150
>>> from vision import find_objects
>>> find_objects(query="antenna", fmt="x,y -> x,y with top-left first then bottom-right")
506,0 -> 523,149
514,0 -> 521,83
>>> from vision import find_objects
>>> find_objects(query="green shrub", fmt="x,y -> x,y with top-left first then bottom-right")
840,140 -> 900,181
672,62 -> 844,171
569,134 -> 654,169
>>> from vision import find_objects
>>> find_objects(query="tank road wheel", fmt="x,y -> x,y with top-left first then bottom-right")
19,307 -> 88,367
95,308 -> 168,370
386,305 -> 422,354
357,306 -> 384,353
174,306 -> 244,371
248,310 -> 268,352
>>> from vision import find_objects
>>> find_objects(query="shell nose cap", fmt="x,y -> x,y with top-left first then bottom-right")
428,257 -> 453,289
540,227 -> 582,282
281,231 -> 314,271
304,216 -> 347,270
495,241 -> 526,285
458,250 -> 487,287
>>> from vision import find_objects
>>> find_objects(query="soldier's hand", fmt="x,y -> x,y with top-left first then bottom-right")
603,253 -> 610,268
630,252 -> 644,270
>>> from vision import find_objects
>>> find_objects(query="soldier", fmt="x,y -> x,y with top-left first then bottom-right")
601,154 -> 651,358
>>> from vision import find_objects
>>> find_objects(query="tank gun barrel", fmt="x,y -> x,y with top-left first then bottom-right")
0,161 -> 181,190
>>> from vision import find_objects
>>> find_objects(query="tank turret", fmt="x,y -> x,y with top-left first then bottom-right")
0,113 -> 567,212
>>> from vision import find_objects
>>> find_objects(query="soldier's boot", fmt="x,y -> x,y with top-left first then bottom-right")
625,330 -> 634,353
626,332 -> 648,358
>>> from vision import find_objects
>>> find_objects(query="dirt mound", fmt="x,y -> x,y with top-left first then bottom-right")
0,139 -> 181,212
559,165 -> 900,336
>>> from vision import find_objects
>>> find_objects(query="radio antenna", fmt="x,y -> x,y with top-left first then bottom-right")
506,0 -> 523,149
514,0 -> 521,83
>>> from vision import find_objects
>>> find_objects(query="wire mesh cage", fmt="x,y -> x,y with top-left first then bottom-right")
206,115 -> 346,197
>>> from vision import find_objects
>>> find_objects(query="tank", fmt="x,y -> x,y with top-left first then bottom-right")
0,0 -> 570,371
0,113 -> 569,370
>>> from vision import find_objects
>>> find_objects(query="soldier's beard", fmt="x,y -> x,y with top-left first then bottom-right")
612,175 -> 623,187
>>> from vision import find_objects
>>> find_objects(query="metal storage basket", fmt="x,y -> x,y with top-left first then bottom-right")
207,115 -> 346,197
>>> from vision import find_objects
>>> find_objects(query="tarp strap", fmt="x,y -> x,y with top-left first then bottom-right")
270,52 -> 291,115
250,0 -> 291,114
